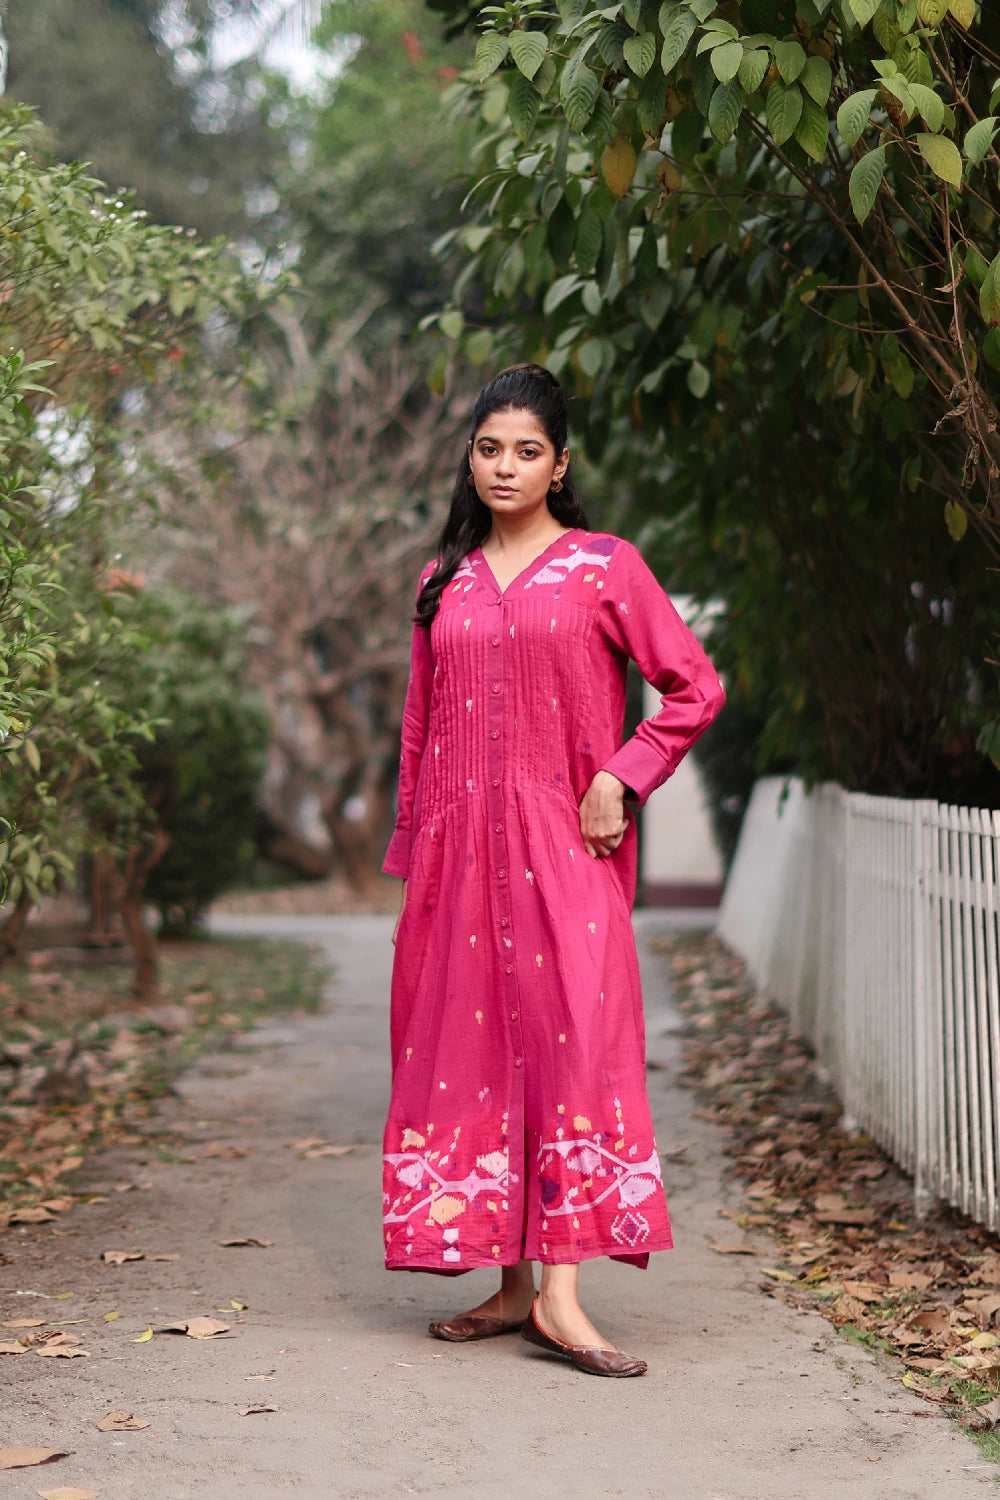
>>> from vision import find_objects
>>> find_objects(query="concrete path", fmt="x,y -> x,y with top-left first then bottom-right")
1,914 -> 992,1499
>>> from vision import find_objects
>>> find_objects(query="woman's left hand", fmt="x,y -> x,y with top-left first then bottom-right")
579,771 -> 628,859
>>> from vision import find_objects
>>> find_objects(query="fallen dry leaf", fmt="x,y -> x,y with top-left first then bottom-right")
0,1449 -> 69,1470
968,1396 -> 1000,1431
132,1326 -> 153,1343
149,1253 -> 180,1262
37,1489 -> 99,1499
202,1142 -> 252,1159
219,1237 -> 272,1249
103,1312 -> 119,1323
289,1137 -> 328,1150
35,1345 -> 89,1358
0,1342 -> 29,1355
96,1412 -> 150,1432
38,1198 -> 75,1213
162,1317 -> 230,1339
814,1208 -> 875,1225
4,1318 -> 45,1328
908,1308 -> 953,1339
239,1404 -> 277,1416
101,1250 -> 143,1265
888,1271 -> 933,1291
303,1145 -> 353,1159
709,1243 -> 766,1256
10,1207 -> 55,1224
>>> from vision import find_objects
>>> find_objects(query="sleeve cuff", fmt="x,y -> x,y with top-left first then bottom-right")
381,828 -> 411,879
601,739 -> 674,809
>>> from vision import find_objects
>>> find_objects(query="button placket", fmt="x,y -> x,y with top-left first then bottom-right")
485,596 -> 525,1211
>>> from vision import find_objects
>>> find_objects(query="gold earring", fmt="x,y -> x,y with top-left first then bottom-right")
467,473 -> 476,487
550,477 -> 564,493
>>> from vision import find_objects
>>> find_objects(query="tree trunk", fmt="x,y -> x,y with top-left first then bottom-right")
0,888 -> 33,965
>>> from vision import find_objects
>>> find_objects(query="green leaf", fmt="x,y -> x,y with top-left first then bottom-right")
765,79 -> 803,145
916,0 -> 948,21
976,718 -> 1000,768
944,500 -> 968,540
795,93 -> 829,161
623,32 -> 657,77
475,31 -> 509,80
661,7 -> 698,73
964,115 -> 999,165
879,74 -> 915,116
710,40 -> 744,84
983,327 -> 1000,368
738,49 -> 770,94
508,72 -> 542,140
848,0 -> 880,21
774,39 -> 806,83
575,208 -> 603,273
543,274 -> 583,314
799,55 -> 832,106
637,68 -> 668,134
510,29 -> 548,80
708,78 -> 745,143
979,251 -> 1000,326
848,146 -> 886,223
577,337 -> 605,377
965,244 -> 990,288
908,83 -> 944,132
24,738 -> 41,774
687,359 -> 711,397
670,108 -> 706,162
439,310 -> 464,339
836,89 -> 877,148
562,65 -> 601,132
915,132 -> 962,187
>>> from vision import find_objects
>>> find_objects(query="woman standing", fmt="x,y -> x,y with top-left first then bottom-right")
382,365 -> 724,1377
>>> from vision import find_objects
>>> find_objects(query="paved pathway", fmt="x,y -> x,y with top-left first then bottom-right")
1,914 -> 992,1499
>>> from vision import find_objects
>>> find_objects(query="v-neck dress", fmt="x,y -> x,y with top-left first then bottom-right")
381,529 -> 724,1272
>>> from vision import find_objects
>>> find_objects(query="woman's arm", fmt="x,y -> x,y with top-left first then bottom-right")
382,574 -> 435,880
595,539 -> 725,805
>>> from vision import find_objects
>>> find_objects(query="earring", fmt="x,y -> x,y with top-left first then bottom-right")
550,477 -> 564,493
467,473 -> 476,487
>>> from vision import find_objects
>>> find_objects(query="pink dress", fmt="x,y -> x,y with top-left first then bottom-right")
382,529 -> 724,1272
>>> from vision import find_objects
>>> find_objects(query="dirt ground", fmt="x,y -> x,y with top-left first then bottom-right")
1,913 -> 994,1499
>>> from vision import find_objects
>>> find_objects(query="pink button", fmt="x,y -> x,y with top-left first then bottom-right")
497,868 -> 507,879
494,823 -> 502,834
490,730 -> 500,741
505,964 -> 514,975
514,1057 -> 522,1068
510,1010 -> 518,1021
491,683 -> 501,694
491,636 -> 500,647
492,778 -> 500,788
500,917 -> 509,928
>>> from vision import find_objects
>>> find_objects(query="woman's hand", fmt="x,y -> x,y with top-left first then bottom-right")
392,880 -> 407,945
579,771 -> 627,859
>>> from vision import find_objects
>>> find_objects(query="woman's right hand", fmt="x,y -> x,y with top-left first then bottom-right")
392,881 -> 407,945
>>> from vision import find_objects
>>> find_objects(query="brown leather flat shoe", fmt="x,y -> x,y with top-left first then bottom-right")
428,1312 -> 526,1342
520,1302 -> 647,1377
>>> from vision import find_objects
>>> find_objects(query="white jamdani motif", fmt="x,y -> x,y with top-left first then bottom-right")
537,1137 -> 663,1218
524,548 -> 613,589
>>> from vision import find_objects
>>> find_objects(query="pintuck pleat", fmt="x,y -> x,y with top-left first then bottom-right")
382,530 -> 725,1272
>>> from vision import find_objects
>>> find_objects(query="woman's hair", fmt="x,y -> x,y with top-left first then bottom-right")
414,363 -> 588,628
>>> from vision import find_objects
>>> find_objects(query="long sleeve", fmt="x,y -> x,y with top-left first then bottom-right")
597,540 -> 725,807
382,565 -> 436,878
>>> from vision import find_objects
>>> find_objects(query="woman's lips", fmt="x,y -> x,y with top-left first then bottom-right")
491,486 -> 516,496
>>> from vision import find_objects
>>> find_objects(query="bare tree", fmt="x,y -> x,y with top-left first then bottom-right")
149,314 -> 465,892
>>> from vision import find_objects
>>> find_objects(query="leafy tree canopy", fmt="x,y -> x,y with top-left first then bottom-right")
426,0 -> 1000,800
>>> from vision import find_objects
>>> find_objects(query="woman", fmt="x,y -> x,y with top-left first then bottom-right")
382,364 -> 724,1377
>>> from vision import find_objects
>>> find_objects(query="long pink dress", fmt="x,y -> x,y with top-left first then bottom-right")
382,529 -> 724,1273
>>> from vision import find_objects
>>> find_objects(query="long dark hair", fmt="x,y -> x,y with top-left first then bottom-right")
415,364 -> 588,627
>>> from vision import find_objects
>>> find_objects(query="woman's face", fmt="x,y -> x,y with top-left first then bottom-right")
468,407 -> 569,523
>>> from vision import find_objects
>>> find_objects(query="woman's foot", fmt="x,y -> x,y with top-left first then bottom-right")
521,1302 -> 647,1377
428,1263 -> 536,1341
532,1288 -> 615,1350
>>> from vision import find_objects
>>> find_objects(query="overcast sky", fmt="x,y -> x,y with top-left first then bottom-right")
212,0 -> 339,91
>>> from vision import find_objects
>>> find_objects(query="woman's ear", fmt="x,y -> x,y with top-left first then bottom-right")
554,446 -> 570,481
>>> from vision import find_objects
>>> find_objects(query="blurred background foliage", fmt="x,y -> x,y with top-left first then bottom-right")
0,0 -> 996,994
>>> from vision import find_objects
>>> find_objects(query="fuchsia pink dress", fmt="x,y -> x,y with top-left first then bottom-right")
382,529 -> 724,1273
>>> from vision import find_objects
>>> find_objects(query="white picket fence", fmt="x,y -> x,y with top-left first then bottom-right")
718,778 -> 1000,1233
